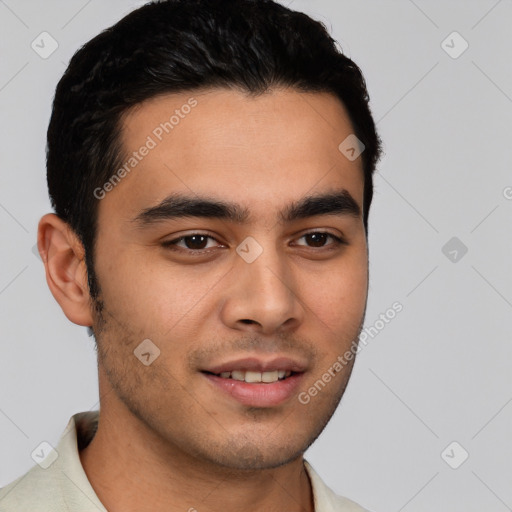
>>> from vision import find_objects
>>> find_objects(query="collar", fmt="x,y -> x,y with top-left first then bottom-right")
0,411 -> 368,512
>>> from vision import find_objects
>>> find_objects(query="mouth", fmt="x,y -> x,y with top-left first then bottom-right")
200,357 -> 307,407
202,369 -> 294,383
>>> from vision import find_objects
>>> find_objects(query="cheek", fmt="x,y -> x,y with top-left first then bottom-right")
341,255 -> 368,313
94,246 -> 223,337
300,251 -> 368,330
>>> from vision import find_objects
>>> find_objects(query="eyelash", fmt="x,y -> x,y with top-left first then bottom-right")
161,231 -> 347,254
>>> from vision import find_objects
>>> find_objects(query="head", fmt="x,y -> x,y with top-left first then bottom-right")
39,0 -> 382,471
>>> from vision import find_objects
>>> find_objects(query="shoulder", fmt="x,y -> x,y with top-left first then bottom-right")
0,461 -> 67,511
304,460 -> 372,512
0,411 -> 103,512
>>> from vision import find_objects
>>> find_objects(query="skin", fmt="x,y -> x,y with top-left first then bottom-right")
38,87 -> 368,512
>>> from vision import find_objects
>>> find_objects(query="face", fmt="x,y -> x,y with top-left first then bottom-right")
90,87 -> 368,470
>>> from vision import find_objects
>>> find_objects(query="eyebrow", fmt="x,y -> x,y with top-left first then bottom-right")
132,189 -> 361,227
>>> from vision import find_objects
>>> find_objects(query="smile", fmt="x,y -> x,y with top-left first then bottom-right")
207,369 -> 293,383
202,371 -> 305,407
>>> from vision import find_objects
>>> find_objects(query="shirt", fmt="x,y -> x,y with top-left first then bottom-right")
0,411 -> 370,512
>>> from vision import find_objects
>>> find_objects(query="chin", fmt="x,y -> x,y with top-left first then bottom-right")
211,449 -> 304,472
196,433 -> 310,472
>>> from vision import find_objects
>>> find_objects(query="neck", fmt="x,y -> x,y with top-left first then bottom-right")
79,389 -> 314,512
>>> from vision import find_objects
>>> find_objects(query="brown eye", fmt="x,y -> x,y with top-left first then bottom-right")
295,232 -> 345,248
181,235 -> 209,250
304,233 -> 329,247
163,234 -> 221,252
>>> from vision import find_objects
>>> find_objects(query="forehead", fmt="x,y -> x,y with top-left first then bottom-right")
100,87 -> 364,222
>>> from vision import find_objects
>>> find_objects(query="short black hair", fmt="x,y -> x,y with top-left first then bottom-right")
46,0 -> 382,300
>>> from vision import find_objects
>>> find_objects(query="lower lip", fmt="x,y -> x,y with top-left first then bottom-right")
202,372 -> 305,407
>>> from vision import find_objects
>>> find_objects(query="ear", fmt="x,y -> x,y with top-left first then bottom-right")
37,213 -> 94,326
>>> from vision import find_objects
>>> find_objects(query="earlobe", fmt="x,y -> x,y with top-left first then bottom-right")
37,213 -> 94,327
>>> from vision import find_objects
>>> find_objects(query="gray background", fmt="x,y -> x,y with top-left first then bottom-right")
1,1 -> 511,510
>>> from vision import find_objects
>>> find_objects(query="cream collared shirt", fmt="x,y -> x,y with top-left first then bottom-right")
0,411 -> 369,512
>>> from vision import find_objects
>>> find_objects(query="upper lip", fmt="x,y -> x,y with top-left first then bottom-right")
202,356 -> 308,374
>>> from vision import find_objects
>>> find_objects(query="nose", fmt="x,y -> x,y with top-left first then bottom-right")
219,242 -> 305,335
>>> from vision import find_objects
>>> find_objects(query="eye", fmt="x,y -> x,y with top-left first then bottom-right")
163,234 -> 222,252
161,231 -> 346,255
294,231 -> 346,248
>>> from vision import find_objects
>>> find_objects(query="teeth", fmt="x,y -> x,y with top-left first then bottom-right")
216,369 -> 293,383
262,370 -> 279,383
245,371 -> 262,383
231,370 -> 245,381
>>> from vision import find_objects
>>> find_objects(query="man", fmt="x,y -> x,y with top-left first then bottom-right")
0,0 -> 382,510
